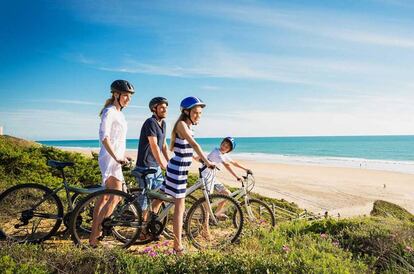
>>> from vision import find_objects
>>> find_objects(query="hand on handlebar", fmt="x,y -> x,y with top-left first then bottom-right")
246,169 -> 253,175
206,161 -> 216,170
117,157 -> 130,166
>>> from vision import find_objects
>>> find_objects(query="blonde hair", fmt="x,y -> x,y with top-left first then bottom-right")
99,95 -> 115,117
170,112 -> 188,151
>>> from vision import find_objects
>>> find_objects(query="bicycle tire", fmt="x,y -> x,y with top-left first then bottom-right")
240,198 -> 275,229
163,194 -> 199,239
64,184 -> 102,229
0,183 -> 64,243
185,193 -> 244,249
69,189 -> 142,249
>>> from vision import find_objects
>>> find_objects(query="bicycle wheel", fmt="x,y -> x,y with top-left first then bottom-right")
0,183 -> 64,243
64,184 -> 102,229
69,189 -> 142,249
163,194 -> 199,239
241,198 -> 275,230
185,193 -> 244,249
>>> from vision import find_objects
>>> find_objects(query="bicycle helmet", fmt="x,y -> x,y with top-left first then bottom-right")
222,137 -> 236,151
110,80 -> 135,94
149,97 -> 168,112
180,96 -> 206,112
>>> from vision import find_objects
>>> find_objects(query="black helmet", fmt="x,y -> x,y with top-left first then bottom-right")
110,80 -> 135,94
149,97 -> 168,111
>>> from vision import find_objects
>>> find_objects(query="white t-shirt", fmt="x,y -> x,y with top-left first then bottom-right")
207,147 -> 232,166
201,148 -> 232,186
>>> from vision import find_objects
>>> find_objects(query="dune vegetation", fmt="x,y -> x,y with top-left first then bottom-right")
0,135 -> 413,273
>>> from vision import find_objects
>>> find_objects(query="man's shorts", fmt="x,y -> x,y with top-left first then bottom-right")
132,166 -> 164,210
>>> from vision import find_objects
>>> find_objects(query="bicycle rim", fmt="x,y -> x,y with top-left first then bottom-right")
185,193 -> 244,250
0,183 -> 63,243
70,189 -> 142,249
163,194 -> 199,239
241,198 -> 276,230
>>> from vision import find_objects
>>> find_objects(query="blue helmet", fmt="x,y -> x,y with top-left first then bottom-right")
180,96 -> 206,112
222,137 -> 236,151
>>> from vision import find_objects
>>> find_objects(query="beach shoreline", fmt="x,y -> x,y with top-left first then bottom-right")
61,147 -> 414,217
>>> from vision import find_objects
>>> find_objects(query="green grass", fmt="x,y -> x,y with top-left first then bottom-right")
371,200 -> 414,222
1,135 -> 414,273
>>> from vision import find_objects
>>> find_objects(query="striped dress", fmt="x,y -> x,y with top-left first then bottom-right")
163,133 -> 194,198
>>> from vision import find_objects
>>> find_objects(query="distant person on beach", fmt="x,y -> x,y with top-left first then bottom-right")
196,137 -> 253,217
161,96 -> 215,254
132,97 -> 169,238
89,79 -> 135,247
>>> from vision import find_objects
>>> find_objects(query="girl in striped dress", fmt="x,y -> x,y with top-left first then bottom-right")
163,96 -> 214,254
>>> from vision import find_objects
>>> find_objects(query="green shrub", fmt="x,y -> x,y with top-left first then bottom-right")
371,200 -> 414,222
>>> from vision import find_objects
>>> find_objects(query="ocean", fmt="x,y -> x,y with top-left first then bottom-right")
38,135 -> 414,174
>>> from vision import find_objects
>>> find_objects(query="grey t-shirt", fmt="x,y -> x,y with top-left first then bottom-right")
136,115 -> 166,167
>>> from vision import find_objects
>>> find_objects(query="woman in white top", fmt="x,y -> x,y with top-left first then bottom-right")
89,79 -> 135,247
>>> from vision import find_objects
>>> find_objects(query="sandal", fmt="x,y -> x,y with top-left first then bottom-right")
173,247 -> 186,256
215,213 -> 229,220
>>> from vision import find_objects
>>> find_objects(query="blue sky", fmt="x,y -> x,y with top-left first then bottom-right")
1,0 -> 414,140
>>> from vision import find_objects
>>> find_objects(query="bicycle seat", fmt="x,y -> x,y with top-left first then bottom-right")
131,168 -> 158,179
47,160 -> 74,169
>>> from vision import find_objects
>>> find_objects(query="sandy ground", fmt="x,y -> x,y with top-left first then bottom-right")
63,147 -> 414,217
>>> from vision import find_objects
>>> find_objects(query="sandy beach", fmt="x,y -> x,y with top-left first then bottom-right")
63,147 -> 414,217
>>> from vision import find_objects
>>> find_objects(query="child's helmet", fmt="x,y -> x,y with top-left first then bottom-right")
222,137 -> 236,151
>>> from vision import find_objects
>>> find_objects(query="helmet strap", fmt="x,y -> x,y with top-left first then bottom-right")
116,93 -> 124,111
183,110 -> 195,125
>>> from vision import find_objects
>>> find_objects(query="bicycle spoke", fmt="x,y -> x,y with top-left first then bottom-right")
70,189 -> 142,249
185,194 -> 243,250
0,184 -> 63,243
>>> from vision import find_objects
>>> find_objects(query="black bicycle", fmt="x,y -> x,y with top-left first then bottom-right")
0,160 -> 103,243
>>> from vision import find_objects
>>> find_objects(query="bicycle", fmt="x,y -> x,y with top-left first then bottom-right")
229,171 -> 275,230
0,160 -> 104,243
69,165 -> 244,250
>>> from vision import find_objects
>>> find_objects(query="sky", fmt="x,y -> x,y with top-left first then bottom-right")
1,0 -> 414,140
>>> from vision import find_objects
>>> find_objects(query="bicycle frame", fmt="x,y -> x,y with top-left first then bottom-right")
136,167 -> 221,225
29,168 -> 104,216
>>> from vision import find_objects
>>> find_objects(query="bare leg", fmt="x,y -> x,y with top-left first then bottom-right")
201,201 -> 211,240
214,188 -> 231,217
173,197 -> 185,251
89,176 -> 123,246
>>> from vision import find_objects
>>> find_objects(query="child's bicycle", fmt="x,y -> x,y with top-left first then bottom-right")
0,160 -> 104,243
229,171 -> 275,230
69,165 -> 244,250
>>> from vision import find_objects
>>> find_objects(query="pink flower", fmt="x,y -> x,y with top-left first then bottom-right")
332,240 -> 340,247
405,246 -> 413,253
149,251 -> 157,257
143,247 -> 153,253
282,245 -> 290,253
165,249 -> 174,255
320,233 -> 328,239
162,240 -> 170,246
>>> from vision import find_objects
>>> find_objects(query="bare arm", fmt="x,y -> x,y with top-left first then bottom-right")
148,136 -> 168,169
102,137 -> 125,164
162,141 -> 169,163
231,161 -> 249,171
223,162 -> 242,180
176,122 -> 213,167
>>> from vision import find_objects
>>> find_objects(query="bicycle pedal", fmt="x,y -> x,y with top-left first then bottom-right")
0,230 -> 6,240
